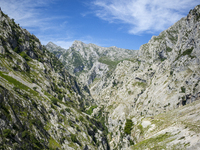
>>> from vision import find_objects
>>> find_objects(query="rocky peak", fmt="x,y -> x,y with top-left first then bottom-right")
46,40 -> 138,87
187,5 -> 200,21
46,42 -> 67,53
71,40 -> 87,49
46,41 -> 58,48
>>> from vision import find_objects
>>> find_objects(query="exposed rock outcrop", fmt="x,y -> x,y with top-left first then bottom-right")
47,5 -> 200,150
0,9 -> 109,150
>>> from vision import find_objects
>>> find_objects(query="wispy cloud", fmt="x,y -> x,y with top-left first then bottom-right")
53,40 -> 74,49
0,0 -> 74,47
38,32 -> 74,49
91,0 -> 199,34
0,0 -> 54,28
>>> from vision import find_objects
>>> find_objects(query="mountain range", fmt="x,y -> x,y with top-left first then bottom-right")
0,4 -> 200,150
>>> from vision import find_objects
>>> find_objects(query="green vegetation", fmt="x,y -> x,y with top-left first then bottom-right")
159,55 -> 167,62
175,47 -> 195,61
79,116 -> 84,122
71,134 -> 78,143
181,86 -> 186,93
112,80 -> 118,87
49,137 -> 61,149
169,36 -> 177,43
132,132 -> 172,150
170,71 -> 173,76
166,47 -> 172,52
51,98 -> 58,105
93,77 -> 100,82
30,118 -> 43,127
132,82 -> 147,88
182,47 -> 194,57
137,124 -> 144,135
0,35 -> 7,45
72,50 -> 85,67
20,51 -> 31,61
18,38 -> 23,45
166,30 -> 178,43
14,46 -> 20,53
124,119 -> 133,135
128,91 -> 132,95
1,103 -> 11,120
190,6 -> 200,21
0,71 -> 38,97
22,130 -> 30,139
65,108 -> 71,113
129,139 -> 135,146
60,109 -> 65,114
153,33 -> 165,41
86,105 -> 98,115
3,129 -> 12,138
98,56 -> 121,70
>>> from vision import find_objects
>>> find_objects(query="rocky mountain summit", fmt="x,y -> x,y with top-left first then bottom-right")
46,5 -> 200,150
46,40 -> 137,86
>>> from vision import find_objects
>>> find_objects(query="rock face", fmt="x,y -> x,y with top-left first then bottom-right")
0,4 -> 200,150
0,10 -> 109,150
46,5 -> 200,150
46,40 -> 137,86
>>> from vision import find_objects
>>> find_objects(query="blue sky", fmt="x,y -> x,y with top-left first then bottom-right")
0,0 -> 199,50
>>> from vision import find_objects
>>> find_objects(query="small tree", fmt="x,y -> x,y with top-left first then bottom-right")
71,134 -> 78,143
124,119 -> 133,135
51,98 -> 58,105
3,129 -> 12,138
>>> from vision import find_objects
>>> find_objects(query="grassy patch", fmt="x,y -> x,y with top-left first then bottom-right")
132,82 -> 147,88
107,105 -> 113,110
184,122 -> 200,133
20,51 -> 31,61
0,71 -> 38,97
49,137 -> 61,149
93,77 -> 100,82
132,132 -> 172,150
98,56 -> 121,70
175,47 -> 195,61
153,33 -> 165,41
138,124 -> 144,135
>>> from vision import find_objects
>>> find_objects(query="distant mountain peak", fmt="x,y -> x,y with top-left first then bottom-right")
47,41 -> 57,46
46,41 -> 67,52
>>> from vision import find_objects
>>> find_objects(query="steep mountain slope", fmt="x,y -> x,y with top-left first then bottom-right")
0,10 -> 109,150
45,42 -> 67,58
47,5 -> 200,150
90,5 -> 200,149
46,41 -> 137,86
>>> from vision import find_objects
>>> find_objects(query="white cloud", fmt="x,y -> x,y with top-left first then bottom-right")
0,0 -> 74,47
53,41 -> 74,49
91,0 -> 199,34
40,38 -> 74,49
0,0 -> 56,29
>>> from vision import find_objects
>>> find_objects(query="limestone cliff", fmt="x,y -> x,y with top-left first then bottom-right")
90,5 -> 200,149
1,4 -> 200,150
0,9 -> 109,150
47,5 -> 200,150
46,40 -> 137,86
